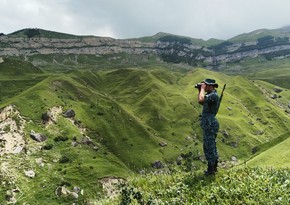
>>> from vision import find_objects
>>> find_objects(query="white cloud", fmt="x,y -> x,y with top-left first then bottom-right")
1,0 -> 290,39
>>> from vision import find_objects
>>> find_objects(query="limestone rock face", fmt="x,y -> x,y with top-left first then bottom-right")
1,33 -> 290,65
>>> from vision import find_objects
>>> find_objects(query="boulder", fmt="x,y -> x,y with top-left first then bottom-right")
152,160 -> 164,169
222,130 -> 229,138
73,187 -> 81,194
55,186 -> 70,197
5,189 -> 19,204
159,142 -> 167,147
273,87 -> 283,93
271,94 -> 277,99
55,186 -> 81,199
81,136 -> 98,151
24,170 -> 35,178
185,136 -> 191,141
30,131 -> 47,142
231,156 -> 237,161
63,109 -> 75,118
13,146 -> 23,154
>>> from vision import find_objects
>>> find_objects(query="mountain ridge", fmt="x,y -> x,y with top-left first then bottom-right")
2,26 -> 290,72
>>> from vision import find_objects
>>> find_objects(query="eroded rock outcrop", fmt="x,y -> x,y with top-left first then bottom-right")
0,105 -> 26,155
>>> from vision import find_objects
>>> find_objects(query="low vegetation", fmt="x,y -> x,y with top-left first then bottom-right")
108,166 -> 290,205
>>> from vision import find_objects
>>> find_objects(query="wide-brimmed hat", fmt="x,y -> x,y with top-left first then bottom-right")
204,78 -> 218,88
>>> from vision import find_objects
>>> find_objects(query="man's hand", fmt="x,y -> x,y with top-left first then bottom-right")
198,83 -> 206,104
200,83 -> 206,90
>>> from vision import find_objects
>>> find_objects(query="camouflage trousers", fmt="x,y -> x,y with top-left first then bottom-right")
201,115 -> 219,165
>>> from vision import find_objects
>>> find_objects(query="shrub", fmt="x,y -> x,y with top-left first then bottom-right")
54,136 -> 69,142
42,144 -> 53,150
59,156 -> 70,163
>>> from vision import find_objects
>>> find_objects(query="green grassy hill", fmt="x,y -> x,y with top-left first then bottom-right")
229,26 -> 290,43
104,167 -> 290,204
136,32 -> 223,46
246,132 -> 290,168
8,28 -> 83,39
223,57 -> 290,89
0,57 -> 289,204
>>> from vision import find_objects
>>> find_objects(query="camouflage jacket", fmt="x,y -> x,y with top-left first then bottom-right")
200,90 -> 220,130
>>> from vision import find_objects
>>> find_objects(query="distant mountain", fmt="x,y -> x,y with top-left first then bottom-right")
134,31 -> 223,46
8,28 -> 85,39
2,26 -> 290,74
229,26 -> 290,42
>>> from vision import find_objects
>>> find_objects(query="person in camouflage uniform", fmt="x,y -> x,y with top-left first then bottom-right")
197,78 -> 220,175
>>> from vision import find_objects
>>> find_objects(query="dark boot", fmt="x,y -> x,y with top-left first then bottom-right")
204,162 -> 215,176
213,160 -> 218,173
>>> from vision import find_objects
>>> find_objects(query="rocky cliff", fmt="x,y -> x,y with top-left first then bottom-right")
0,35 -> 158,56
1,28 -> 290,67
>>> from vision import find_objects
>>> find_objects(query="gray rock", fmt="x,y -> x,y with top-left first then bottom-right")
222,130 -> 229,138
159,142 -> 167,147
271,94 -> 277,99
63,109 -> 75,118
73,187 -> 81,193
70,192 -> 78,199
152,160 -> 164,169
185,136 -> 192,141
55,186 -> 70,197
273,87 -> 283,93
71,141 -> 78,147
30,131 -> 47,142
24,170 -> 35,178
13,146 -> 23,154
231,156 -> 237,161
5,189 -> 19,204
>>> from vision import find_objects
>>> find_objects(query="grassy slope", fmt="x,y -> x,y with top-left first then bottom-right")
133,32 -> 223,46
229,26 -> 290,43
106,167 -> 290,204
246,132 -> 290,168
0,57 -> 290,203
8,28 -> 82,39
1,58 -> 289,166
222,56 -> 290,89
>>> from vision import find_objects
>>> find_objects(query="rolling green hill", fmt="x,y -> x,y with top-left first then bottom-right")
222,56 -> 290,89
8,28 -> 83,39
246,132 -> 290,168
0,57 -> 289,204
229,26 -> 290,43
135,32 -> 223,46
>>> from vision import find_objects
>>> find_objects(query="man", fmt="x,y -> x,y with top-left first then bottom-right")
197,78 -> 220,175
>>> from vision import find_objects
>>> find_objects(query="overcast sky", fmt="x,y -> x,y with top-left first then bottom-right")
1,0 -> 290,40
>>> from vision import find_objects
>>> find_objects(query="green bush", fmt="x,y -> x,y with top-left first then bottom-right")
59,155 -> 70,163
54,136 -> 69,142
42,144 -> 53,150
